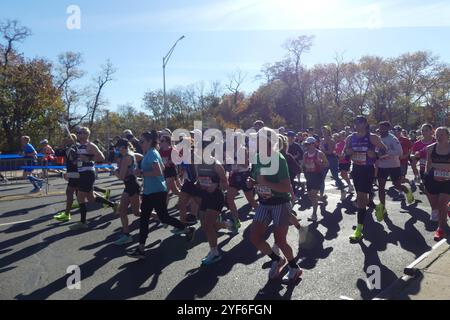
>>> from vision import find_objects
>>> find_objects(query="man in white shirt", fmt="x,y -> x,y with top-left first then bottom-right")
376,121 -> 415,218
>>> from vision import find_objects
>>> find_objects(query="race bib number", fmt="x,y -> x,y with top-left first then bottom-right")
255,185 -> 272,199
77,161 -> 83,168
434,169 -> 450,181
353,152 -> 367,165
198,176 -> 213,187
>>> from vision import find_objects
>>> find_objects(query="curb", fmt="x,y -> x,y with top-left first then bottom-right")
374,239 -> 449,300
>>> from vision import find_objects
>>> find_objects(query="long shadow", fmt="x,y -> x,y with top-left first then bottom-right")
82,231 -> 213,300
400,202 -> 437,232
296,222 -> 333,270
165,226 -> 262,300
319,203 -> 344,241
0,212 -> 117,271
0,204 -> 56,218
14,237 -> 153,300
384,215 -> 432,259
0,186 -> 26,193
356,241 -> 399,300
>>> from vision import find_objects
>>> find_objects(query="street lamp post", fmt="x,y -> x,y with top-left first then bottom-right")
163,35 -> 185,129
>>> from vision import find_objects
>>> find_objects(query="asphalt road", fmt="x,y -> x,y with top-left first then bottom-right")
0,172 -> 438,300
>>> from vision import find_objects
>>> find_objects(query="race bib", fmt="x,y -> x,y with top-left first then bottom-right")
67,172 -> 80,179
198,176 -> 213,187
420,159 -> 427,167
434,169 -> 450,181
162,157 -> 169,165
77,160 -> 83,168
255,185 -> 272,199
353,152 -> 367,165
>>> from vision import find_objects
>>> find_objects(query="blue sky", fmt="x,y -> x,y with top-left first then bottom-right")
2,0 -> 450,112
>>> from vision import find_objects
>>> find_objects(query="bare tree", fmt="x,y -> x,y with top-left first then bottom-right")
0,19 -> 31,67
88,60 -> 116,129
282,35 -> 315,129
55,52 -> 85,129
226,69 -> 247,107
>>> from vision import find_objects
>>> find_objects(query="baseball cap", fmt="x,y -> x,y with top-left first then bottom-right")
123,129 -> 133,136
40,139 -> 49,145
287,131 -> 296,137
305,137 -> 316,144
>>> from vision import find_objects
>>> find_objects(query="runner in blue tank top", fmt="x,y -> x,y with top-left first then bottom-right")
344,116 -> 387,241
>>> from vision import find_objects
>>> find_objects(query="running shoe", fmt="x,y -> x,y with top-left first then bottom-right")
282,267 -> 303,283
234,218 -> 241,230
103,191 -> 111,209
69,222 -> 88,231
349,228 -> 363,241
226,220 -> 239,234
71,201 -> 80,209
406,189 -> 415,205
268,257 -> 286,280
30,187 -> 41,194
54,212 -> 71,222
113,202 -> 119,214
114,234 -> 133,246
375,203 -> 386,222
201,252 -> 222,266
431,210 -> 439,222
184,227 -> 196,243
126,247 -> 145,260
434,228 -> 446,242
308,213 -> 318,222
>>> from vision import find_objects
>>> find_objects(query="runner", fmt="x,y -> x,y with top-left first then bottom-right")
177,143 -> 201,226
113,138 -> 143,245
320,126 -> 346,201
279,135 -> 303,227
69,127 -> 107,230
39,139 -> 55,178
196,139 -> 234,265
345,116 -> 387,241
226,132 -> 257,232
425,127 -> 450,241
375,122 -> 415,220
412,124 -> 437,220
286,131 -> 304,195
303,137 -> 329,222
127,131 -> 195,260
159,133 -> 181,202
249,127 -> 303,283
335,131 -> 354,194
393,125 -> 413,186
20,136 -> 44,193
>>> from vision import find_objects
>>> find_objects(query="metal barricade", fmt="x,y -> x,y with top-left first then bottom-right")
0,154 -> 45,184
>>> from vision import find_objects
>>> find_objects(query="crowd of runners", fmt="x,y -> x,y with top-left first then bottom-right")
5,116 -> 450,284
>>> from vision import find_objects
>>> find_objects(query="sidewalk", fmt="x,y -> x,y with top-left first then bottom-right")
376,239 -> 450,300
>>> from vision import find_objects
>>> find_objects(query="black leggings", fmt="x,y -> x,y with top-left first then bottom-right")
139,192 -> 185,245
